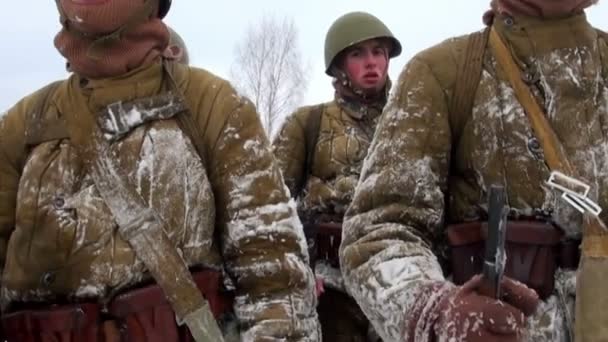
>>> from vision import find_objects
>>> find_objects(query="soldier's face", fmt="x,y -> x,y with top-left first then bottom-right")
342,39 -> 389,94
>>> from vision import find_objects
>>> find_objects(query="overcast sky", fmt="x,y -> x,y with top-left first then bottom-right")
1,1 -> 607,113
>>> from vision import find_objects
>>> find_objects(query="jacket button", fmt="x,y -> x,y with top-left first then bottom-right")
504,16 -> 514,26
53,195 -> 65,209
527,137 -> 544,160
41,272 -> 56,287
522,71 -> 539,84
534,207 -> 554,219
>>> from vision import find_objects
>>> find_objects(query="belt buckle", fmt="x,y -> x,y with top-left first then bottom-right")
546,171 -> 602,216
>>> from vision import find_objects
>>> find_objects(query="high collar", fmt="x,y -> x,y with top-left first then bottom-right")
333,79 -> 391,120
492,12 -> 597,59
74,59 -> 165,113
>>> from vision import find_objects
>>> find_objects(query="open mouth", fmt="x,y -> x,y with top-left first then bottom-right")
363,72 -> 380,82
70,0 -> 109,4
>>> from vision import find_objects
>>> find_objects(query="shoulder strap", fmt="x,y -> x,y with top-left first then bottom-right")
89,136 -> 223,341
491,25 -> 608,341
162,62 -> 208,168
301,104 -> 324,195
67,77 -> 224,341
489,27 -> 573,178
449,28 -> 490,140
25,81 -> 69,147
46,63 -> 222,341
488,26 -> 608,250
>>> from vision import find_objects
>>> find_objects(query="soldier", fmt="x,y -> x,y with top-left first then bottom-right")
272,12 -> 401,341
340,0 -> 606,341
0,0 -> 319,341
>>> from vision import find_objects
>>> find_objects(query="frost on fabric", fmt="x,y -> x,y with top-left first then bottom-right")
222,124 -> 241,141
99,96 -> 185,141
225,200 -> 307,257
342,76 -> 449,340
465,44 -> 608,237
342,36 -> 608,342
381,83 -> 429,128
132,125 -> 215,260
243,138 -> 269,159
376,257 -> 433,289
74,284 -> 103,298
227,170 -> 271,210
1,289 -> 54,310
212,98 -> 319,338
230,259 -> 284,279
233,253 -> 319,340
235,289 -> 320,341
343,238 -> 445,341
10,118 -> 220,305
224,144 -> 307,250
230,248 -> 318,340
528,45 -> 608,235
526,295 -> 570,341
315,261 -> 345,292
357,152 -> 445,233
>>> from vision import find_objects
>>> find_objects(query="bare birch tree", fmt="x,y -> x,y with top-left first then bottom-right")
230,15 -> 309,137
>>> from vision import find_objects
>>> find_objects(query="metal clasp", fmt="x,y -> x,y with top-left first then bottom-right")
546,171 -> 602,216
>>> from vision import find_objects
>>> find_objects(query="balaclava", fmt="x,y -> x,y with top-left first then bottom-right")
54,0 -> 169,79
484,0 -> 598,24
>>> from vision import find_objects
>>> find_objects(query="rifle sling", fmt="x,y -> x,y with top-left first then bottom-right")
449,27 -> 489,143
487,26 -> 608,257
63,70 -> 224,342
25,81 -> 69,147
301,104 -> 324,196
88,136 -> 223,342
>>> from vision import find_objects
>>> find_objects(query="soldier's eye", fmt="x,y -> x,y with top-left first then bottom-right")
348,50 -> 362,58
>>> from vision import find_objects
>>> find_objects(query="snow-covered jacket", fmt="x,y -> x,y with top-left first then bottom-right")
273,96 -> 384,226
341,13 -> 608,342
0,60 -> 320,341
273,93 -> 384,291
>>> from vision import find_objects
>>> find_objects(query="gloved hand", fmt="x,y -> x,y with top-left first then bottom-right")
432,275 -> 539,341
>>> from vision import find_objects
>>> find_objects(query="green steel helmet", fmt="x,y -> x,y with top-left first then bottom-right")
324,11 -> 402,76
158,0 -> 171,18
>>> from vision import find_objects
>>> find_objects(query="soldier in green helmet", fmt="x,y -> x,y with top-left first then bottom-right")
272,11 -> 401,341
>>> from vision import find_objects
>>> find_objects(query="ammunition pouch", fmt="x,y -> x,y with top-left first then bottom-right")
2,269 -> 233,342
447,221 -> 579,299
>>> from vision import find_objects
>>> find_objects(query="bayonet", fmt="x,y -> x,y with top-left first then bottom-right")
482,185 -> 507,299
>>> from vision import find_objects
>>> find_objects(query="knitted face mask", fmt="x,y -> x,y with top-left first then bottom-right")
56,0 -> 154,35
54,0 -> 169,79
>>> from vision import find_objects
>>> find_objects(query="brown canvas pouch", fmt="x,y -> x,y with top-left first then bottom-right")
447,221 -> 563,299
2,303 -> 105,342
